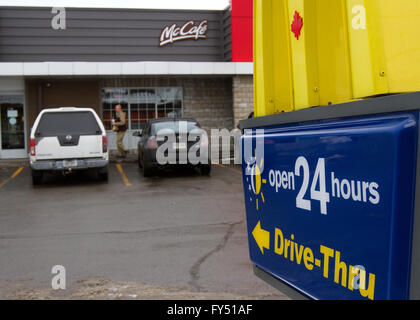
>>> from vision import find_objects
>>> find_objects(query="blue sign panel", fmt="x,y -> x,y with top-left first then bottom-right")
242,112 -> 419,300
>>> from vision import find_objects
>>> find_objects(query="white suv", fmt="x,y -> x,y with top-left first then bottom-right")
29,107 -> 109,185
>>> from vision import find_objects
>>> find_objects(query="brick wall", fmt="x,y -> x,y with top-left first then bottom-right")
183,78 -> 233,130
232,75 -> 254,127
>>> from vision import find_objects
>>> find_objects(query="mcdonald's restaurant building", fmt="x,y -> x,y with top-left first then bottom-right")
0,2 -> 253,159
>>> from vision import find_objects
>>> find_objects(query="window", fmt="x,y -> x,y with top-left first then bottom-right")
156,88 -> 183,119
36,112 -> 101,136
101,88 -> 129,131
129,88 -> 156,130
101,87 -> 183,131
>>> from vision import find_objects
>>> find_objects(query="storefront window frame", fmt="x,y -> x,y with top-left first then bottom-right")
101,87 -> 184,131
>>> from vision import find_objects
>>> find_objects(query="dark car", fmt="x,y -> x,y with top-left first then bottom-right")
133,118 -> 211,177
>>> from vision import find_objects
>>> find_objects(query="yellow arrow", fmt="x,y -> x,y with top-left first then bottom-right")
252,221 -> 270,255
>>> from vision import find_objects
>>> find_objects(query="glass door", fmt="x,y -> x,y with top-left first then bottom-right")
0,94 -> 27,159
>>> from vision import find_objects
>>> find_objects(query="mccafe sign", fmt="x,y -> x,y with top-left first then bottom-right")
159,20 -> 208,46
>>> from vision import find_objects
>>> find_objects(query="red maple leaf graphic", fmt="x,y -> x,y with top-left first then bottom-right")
291,11 -> 303,40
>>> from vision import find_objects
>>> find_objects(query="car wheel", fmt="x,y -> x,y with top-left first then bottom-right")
142,154 -> 154,177
143,165 -> 154,177
99,171 -> 108,182
98,166 -> 109,182
201,164 -> 211,176
31,170 -> 43,185
138,154 -> 143,168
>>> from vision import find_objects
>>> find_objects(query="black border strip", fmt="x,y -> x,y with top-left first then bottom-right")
239,92 -> 420,130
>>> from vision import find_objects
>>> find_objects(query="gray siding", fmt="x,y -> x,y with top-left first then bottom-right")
0,6 -> 230,62
222,8 -> 232,62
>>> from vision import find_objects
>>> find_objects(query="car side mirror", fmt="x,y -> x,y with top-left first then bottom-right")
132,130 -> 143,137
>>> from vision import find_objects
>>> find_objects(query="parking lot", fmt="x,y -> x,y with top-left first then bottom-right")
0,161 -> 288,299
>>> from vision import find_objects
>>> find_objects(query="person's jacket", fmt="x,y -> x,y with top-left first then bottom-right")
114,111 -> 127,132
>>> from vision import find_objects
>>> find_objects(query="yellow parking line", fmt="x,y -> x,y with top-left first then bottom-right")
0,179 -> 8,189
11,167 -> 24,178
214,163 -> 242,174
115,163 -> 132,187
0,167 -> 24,189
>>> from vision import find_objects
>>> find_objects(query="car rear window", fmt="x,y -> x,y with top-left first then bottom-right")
152,121 -> 200,134
35,111 -> 102,137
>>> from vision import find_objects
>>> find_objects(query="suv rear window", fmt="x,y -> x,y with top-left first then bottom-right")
35,111 -> 101,137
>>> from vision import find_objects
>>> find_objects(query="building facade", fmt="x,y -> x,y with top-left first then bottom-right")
0,3 -> 253,159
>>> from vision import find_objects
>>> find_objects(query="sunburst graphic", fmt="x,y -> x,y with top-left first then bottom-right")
246,149 -> 267,211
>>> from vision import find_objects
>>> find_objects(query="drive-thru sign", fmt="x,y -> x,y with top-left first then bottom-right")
240,93 -> 420,300
245,0 -> 420,300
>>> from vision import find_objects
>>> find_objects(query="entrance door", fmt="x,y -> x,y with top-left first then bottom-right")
0,94 -> 27,159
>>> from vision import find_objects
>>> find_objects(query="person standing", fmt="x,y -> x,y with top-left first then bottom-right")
113,104 -> 128,157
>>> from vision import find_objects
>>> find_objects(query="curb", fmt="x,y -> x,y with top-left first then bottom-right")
0,160 -> 29,168
109,158 -> 137,164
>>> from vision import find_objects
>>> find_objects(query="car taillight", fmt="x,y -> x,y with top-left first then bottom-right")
30,138 -> 36,156
102,136 -> 108,153
200,134 -> 209,148
147,136 -> 158,149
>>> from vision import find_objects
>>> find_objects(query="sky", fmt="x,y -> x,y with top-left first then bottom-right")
0,0 -> 230,10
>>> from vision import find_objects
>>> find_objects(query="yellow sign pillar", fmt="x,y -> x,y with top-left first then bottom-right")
253,0 -> 420,116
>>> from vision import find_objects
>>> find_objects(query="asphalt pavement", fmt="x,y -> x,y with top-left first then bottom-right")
0,162 -> 289,299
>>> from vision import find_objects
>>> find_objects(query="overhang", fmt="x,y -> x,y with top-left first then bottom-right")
0,62 -> 253,77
